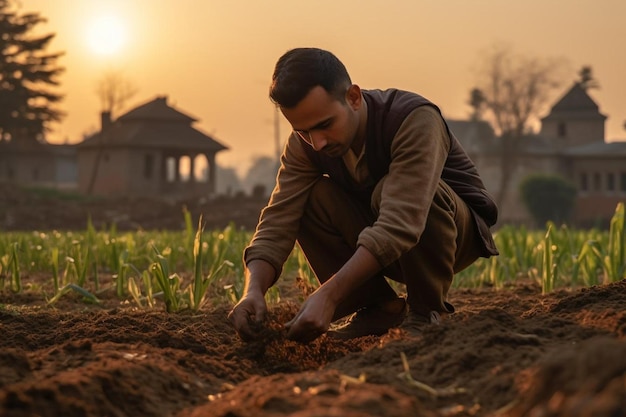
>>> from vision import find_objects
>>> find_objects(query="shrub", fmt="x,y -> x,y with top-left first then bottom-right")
520,174 -> 577,227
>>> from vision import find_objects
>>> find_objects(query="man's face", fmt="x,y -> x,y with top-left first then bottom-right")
281,85 -> 362,158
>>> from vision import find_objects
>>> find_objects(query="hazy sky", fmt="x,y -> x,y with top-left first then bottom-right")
20,0 -> 626,175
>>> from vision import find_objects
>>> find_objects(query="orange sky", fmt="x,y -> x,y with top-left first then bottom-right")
21,0 -> 626,175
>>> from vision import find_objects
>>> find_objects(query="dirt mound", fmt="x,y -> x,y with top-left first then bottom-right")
507,337 -> 626,417
1,279 -> 624,416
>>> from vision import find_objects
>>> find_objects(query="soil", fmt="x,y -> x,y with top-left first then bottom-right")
1,276 -> 625,417
1,183 -> 625,416
0,182 -> 267,232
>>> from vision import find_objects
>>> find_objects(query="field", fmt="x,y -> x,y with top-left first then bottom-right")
1,277 -> 625,417
1,187 -> 625,416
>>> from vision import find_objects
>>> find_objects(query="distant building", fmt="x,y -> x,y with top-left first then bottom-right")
452,82 -> 626,227
0,139 -> 76,189
77,96 -> 228,199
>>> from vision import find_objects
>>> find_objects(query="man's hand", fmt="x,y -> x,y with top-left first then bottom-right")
284,286 -> 337,343
229,259 -> 276,341
228,290 -> 268,342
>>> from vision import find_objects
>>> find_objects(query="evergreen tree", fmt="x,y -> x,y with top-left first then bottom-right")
0,0 -> 64,143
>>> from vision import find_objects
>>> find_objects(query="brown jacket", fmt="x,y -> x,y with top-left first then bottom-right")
245,89 -> 498,277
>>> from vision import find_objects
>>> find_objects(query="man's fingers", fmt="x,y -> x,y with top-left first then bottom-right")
254,307 -> 266,324
284,308 -> 302,331
286,317 -> 324,343
229,309 -> 260,342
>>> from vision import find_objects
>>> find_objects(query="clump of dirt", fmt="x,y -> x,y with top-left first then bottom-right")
506,337 -> 626,417
1,278 -> 624,417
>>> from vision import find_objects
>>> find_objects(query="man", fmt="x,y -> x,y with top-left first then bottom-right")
228,47 -> 498,343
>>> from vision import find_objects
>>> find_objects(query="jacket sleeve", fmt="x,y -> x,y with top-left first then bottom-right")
243,133 -> 321,280
357,106 -> 451,267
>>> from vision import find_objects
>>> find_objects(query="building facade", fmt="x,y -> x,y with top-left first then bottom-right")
452,83 -> 626,227
77,96 -> 228,199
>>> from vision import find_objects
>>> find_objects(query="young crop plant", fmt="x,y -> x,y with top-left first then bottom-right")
50,247 -> 60,293
603,202 -> 625,283
186,216 -> 234,311
150,246 -> 183,313
541,224 -> 557,294
43,238 -> 100,305
114,249 -> 130,298
149,217 -> 235,313
47,283 -> 100,305
128,271 -> 156,308
0,243 -> 21,293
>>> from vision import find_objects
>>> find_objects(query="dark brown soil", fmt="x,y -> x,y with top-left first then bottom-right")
1,277 -> 625,417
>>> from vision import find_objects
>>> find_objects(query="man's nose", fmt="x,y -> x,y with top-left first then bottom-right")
310,132 -> 327,151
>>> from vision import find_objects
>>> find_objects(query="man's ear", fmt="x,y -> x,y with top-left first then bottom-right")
345,84 -> 362,109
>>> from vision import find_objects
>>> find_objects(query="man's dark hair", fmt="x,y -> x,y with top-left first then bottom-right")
269,48 -> 352,108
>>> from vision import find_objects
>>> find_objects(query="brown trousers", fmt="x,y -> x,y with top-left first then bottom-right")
296,176 -> 482,320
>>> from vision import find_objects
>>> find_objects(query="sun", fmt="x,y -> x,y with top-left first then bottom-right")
85,15 -> 127,56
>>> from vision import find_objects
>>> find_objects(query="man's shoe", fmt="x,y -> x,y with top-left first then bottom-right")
327,298 -> 408,340
398,310 -> 441,336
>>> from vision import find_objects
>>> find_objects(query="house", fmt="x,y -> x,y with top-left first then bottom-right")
0,139 -> 76,189
77,96 -> 228,199
0,140 -> 52,186
452,82 -> 626,227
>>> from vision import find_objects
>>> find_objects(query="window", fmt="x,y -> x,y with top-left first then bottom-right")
580,172 -> 588,191
607,173 -> 615,192
557,122 -> 567,138
144,154 -> 153,179
621,172 -> 626,193
593,172 -> 601,191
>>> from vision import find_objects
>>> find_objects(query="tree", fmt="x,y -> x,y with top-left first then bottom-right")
470,44 -> 567,207
86,70 -> 137,194
520,174 -> 577,227
95,69 -> 137,118
0,0 -> 64,142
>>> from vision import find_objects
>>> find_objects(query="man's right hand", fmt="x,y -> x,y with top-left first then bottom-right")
227,290 -> 268,342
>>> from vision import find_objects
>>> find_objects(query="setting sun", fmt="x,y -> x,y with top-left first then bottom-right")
85,15 -> 127,56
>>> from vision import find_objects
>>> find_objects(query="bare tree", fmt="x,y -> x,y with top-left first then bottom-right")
86,70 -> 138,194
471,44 -> 568,207
95,70 -> 138,118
